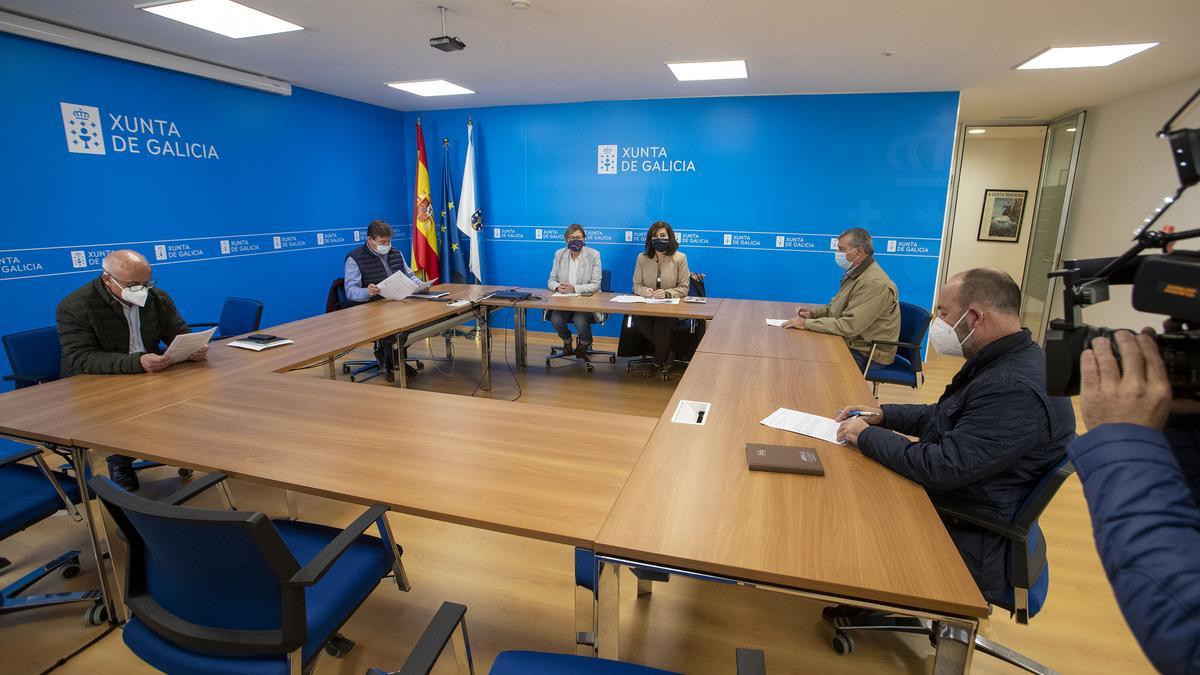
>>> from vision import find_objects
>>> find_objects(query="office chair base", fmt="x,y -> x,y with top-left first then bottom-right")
0,550 -> 105,622
323,632 -> 355,658
826,612 -> 1057,675
546,345 -> 616,374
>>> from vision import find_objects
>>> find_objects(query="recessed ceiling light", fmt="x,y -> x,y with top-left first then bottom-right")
666,60 -> 748,82
1016,43 -> 1158,69
139,0 -> 303,38
386,79 -> 475,97
1066,127 -> 1077,132
967,128 -> 987,134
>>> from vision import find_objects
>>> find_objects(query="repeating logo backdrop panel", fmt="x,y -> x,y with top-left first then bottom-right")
410,91 -> 958,337
0,33 -> 409,387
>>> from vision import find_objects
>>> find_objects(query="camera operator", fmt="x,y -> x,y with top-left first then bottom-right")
1070,329 -> 1200,674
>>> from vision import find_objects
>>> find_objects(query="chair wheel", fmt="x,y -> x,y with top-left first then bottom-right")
831,632 -> 854,655
178,468 -> 193,477
545,359 -> 551,368
609,355 -> 617,363
61,560 -> 81,579
415,361 -> 425,370
84,602 -> 109,626
342,364 -> 351,374
586,364 -> 594,373
324,634 -> 355,658
0,557 -> 11,571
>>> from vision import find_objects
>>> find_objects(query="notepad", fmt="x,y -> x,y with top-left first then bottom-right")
760,408 -> 844,445
765,318 -> 789,327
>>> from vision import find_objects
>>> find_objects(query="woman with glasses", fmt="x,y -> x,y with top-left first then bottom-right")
632,221 -> 691,377
546,224 -> 603,358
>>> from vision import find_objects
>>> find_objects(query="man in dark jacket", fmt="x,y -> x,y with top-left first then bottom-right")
56,249 -> 203,491
1069,329 -> 1200,674
343,219 -> 425,379
835,267 -> 1076,608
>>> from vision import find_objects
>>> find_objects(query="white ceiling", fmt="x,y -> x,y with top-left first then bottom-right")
3,0 -> 1199,123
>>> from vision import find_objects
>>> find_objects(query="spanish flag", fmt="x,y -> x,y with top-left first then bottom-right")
411,119 -> 440,282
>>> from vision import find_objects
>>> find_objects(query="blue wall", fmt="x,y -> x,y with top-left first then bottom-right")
0,33 -> 409,387
408,92 -> 957,336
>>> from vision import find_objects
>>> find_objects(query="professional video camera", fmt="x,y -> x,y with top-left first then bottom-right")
1045,84 -> 1200,397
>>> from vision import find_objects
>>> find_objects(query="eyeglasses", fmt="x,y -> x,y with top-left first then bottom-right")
104,270 -> 156,292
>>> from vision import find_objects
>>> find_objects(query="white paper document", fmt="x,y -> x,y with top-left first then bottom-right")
162,327 -> 217,363
552,292 -> 580,297
765,318 -> 790,327
609,295 -> 680,305
760,407 -> 844,445
227,338 -> 294,352
376,270 -> 430,301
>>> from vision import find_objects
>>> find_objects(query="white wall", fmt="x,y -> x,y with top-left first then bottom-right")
1058,75 -> 1200,330
945,131 -> 1046,285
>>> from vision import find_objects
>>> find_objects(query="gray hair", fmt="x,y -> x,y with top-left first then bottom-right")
839,227 -> 874,256
958,267 -> 1021,315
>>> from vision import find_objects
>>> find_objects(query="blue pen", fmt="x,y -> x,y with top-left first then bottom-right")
841,410 -> 878,418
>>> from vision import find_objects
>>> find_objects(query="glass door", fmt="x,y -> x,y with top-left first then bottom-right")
1020,112 -> 1086,342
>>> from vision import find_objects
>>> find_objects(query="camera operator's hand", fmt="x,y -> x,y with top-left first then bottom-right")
1080,331 -> 1172,431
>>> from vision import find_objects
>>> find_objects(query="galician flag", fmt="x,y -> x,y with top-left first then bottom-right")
454,119 -> 483,283
411,119 -> 440,282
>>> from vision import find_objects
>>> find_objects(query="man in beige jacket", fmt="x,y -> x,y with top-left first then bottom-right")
785,227 -> 900,369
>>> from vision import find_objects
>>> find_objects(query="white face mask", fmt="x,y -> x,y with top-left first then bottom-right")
371,240 -> 391,256
104,270 -> 149,307
929,311 -> 975,357
834,251 -> 852,270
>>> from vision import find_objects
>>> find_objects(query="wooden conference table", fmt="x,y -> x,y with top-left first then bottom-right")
0,283 -> 986,674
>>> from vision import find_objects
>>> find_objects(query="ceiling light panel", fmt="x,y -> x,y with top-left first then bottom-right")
140,0 -> 303,39
387,79 -> 475,96
666,60 -> 748,81
1016,43 -> 1158,69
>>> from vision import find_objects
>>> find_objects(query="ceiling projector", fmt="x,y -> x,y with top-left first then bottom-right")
430,5 -> 465,52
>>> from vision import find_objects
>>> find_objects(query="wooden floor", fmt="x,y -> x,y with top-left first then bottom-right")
0,330 -> 1155,674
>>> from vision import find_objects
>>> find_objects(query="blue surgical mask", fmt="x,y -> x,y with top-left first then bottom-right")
567,240 -> 585,252
652,239 -> 670,253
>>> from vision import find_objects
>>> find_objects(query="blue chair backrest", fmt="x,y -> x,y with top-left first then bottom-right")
3,326 -> 61,389
89,476 -> 306,654
896,302 -> 932,366
1009,456 -> 1074,622
600,269 -> 612,293
218,297 -> 264,337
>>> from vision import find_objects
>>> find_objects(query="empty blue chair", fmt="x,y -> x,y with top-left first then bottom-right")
88,472 -> 410,675
861,301 -> 932,397
0,446 -> 106,624
825,458 -> 1074,674
2,326 -> 61,389
191,296 -> 264,340
368,601 -> 767,674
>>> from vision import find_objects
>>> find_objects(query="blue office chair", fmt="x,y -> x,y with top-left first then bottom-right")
326,278 -> 425,384
861,301 -> 932,397
0,446 -> 107,624
88,472 -> 410,675
3,326 -> 62,389
2,326 -> 191,479
545,269 -> 618,373
191,296 -> 264,340
825,458 -> 1074,674
367,601 -> 767,674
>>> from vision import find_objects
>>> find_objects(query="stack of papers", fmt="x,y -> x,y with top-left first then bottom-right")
760,408 -> 844,445
765,318 -> 790,327
162,327 -> 217,363
609,295 -> 680,305
377,270 -> 431,301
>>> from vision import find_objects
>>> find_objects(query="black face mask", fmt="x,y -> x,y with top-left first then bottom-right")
567,240 -> 585,252
651,239 -> 670,253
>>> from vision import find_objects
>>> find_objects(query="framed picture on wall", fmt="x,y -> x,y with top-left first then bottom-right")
977,189 -> 1027,243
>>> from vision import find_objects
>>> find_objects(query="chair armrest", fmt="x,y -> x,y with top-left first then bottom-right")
935,502 -> 1027,541
0,446 -> 46,466
188,322 -> 219,328
396,601 -> 468,675
286,504 -> 389,587
868,339 -> 922,350
160,472 -> 229,506
736,648 -> 767,675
